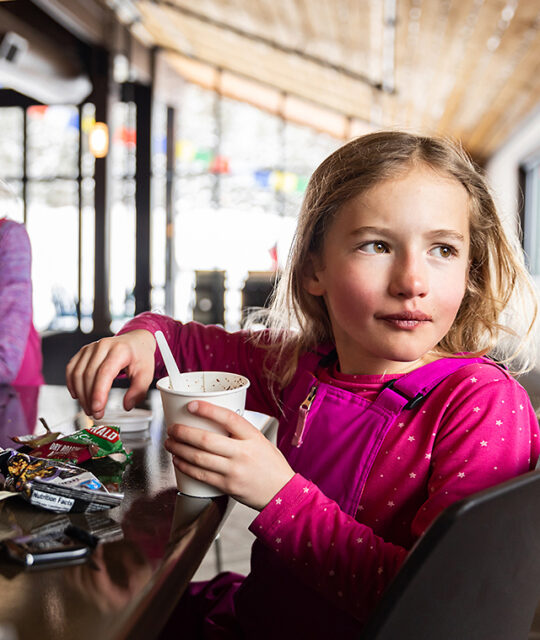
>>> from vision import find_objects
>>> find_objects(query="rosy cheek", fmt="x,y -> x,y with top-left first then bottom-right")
336,283 -> 378,311
442,288 -> 467,317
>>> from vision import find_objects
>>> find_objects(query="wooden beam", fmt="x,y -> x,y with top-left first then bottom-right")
149,0 -> 393,93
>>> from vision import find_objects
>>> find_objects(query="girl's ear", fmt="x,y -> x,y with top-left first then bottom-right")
302,254 -> 326,296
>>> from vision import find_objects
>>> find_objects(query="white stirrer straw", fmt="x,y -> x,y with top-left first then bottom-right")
155,331 -> 182,390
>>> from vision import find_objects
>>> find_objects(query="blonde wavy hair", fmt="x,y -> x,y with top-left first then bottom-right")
249,131 -> 538,386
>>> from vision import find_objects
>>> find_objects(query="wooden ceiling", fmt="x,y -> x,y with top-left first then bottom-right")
124,0 -> 540,162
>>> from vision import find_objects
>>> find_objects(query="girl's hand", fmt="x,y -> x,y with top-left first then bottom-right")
66,330 -> 156,419
165,401 -> 295,511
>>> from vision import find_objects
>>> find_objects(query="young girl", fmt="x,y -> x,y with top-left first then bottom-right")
66,131 -> 540,639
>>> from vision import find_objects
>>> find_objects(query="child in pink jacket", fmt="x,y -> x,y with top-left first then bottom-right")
67,131 -> 540,639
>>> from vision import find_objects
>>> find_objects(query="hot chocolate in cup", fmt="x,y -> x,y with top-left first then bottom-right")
157,371 -> 250,498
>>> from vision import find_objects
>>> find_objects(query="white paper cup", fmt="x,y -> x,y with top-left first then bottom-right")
157,372 -> 250,498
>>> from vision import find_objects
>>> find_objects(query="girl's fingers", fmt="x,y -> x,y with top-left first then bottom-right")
67,340 -> 125,417
66,330 -> 156,418
67,346 -> 96,414
166,404 -> 294,510
89,345 -> 132,416
66,346 -> 89,399
165,425 -> 234,458
83,348 -> 111,415
167,440 -> 230,475
65,353 -> 79,399
123,367 -> 155,412
77,343 -> 116,417
183,400 -> 258,439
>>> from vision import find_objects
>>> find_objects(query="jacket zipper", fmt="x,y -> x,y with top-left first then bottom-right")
292,384 -> 318,447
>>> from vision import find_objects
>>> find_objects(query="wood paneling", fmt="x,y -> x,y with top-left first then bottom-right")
126,0 -> 540,162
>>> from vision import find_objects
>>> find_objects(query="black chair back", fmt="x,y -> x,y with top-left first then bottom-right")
41,329 -> 112,385
360,470 -> 540,640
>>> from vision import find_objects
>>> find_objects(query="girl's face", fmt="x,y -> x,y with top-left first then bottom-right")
304,166 -> 470,375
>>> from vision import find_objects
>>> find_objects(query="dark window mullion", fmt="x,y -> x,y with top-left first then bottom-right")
77,103 -> 83,328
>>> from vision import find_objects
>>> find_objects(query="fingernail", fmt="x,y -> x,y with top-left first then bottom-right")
187,401 -> 199,412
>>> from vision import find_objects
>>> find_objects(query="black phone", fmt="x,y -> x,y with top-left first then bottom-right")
3,530 -> 92,567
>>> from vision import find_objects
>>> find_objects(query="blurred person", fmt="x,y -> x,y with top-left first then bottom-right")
0,181 -> 43,386
0,386 -> 39,446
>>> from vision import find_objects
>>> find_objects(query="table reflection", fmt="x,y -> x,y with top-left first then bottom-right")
0,386 -> 40,448
62,490 -> 222,615
0,385 -> 234,640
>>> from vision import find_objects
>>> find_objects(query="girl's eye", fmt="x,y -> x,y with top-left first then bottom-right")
432,245 -> 456,259
360,241 -> 388,254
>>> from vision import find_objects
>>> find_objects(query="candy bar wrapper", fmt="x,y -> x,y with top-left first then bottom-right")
28,425 -> 131,465
0,449 -> 123,513
11,431 -> 62,449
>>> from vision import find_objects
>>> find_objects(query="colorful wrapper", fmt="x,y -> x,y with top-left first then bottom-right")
29,425 -> 131,465
0,449 -> 123,513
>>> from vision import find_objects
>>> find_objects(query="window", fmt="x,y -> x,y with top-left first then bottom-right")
0,104 -> 95,332
171,83 -> 340,328
522,156 -> 540,275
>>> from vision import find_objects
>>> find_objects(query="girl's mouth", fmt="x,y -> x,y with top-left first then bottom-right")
378,312 -> 432,330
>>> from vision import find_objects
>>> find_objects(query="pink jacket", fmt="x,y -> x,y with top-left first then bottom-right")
0,218 -> 43,386
120,313 -> 540,638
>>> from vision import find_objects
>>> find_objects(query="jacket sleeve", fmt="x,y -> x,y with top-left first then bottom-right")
0,222 -> 33,383
118,312 -> 281,417
250,474 -> 408,623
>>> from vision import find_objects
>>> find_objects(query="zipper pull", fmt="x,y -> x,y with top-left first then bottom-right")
292,384 -> 318,447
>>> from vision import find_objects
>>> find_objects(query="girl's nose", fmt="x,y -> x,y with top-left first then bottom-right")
388,256 -> 428,299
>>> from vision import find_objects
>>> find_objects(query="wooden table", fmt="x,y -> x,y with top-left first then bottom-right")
0,384 -> 249,640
